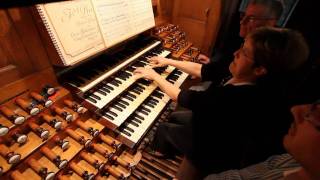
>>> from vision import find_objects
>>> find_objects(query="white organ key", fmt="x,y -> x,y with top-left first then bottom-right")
74,41 -> 163,92
117,71 -> 189,148
83,47 -> 171,110
100,65 -> 176,130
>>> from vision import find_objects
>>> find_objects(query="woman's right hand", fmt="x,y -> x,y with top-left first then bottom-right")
149,56 -> 170,67
198,54 -> 211,64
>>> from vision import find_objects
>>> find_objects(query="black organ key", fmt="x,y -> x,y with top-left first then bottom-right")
97,89 -> 107,96
108,110 -> 118,117
86,97 -> 97,103
90,93 -> 101,100
115,102 -> 126,109
133,114 -> 144,120
145,102 -> 155,108
136,84 -> 145,90
153,92 -> 163,99
122,71 -> 132,77
132,117 -> 142,123
175,70 -> 183,75
141,106 -> 151,113
149,97 -> 159,102
155,90 -> 164,95
131,89 -> 141,95
124,126 -> 134,133
119,100 -> 129,106
117,75 -> 127,81
118,71 -> 129,80
148,99 -> 158,106
80,73 -> 92,80
104,114 -> 114,120
112,105 -> 123,112
171,74 -> 179,80
123,95 -> 134,102
128,120 -> 139,127
121,129 -> 131,136
138,109 -> 149,116
127,92 -> 136,99
138,79 -> 151,86
73,77 -> 86,85
123,122 -> 134,132
100,87 -> 111,93
126,66 -> 136,72
109,80 -> 120,87
102,83 -> 114,91
153,67 -> 166,74
113,79 -> 122,84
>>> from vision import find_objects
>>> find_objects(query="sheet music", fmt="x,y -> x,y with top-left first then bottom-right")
128,0 -> 155,35
38,0 -> 155,65
41,0 -> 105,64
91,0 -> 155,47
91,0 -> 132,47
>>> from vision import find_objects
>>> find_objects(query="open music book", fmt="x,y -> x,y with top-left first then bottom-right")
36,0 -> 155,66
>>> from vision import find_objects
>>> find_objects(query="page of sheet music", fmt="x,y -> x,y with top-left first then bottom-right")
91,0 -> 155,47
40,0 -> 105,65
128,0 -> 155,35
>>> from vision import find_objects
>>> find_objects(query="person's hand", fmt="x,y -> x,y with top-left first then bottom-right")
149,56 -> 169,67
133,67 -> 159,81
197,54 -> 211,64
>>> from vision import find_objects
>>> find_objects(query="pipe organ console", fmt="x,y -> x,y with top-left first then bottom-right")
0,0 -> 199,178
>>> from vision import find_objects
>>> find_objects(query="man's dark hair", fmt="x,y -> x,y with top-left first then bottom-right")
250,0 -> 284,19
248,27 -> 309,75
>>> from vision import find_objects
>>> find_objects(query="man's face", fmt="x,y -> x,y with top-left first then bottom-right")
240,4 -> 278,38
283,103 -> 320,175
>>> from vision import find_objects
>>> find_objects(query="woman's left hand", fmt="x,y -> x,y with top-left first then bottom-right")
133,67 -> 159,81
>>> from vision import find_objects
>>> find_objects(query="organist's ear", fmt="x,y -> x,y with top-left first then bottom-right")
254,66 -> 267,76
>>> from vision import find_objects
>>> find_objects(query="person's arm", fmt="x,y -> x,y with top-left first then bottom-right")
149,56 -> 203,78
133,67 -> 181,101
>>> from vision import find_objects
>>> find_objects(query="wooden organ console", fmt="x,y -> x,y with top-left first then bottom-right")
0,1 -> 204,179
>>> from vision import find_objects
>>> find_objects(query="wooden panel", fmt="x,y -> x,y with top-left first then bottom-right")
0,7 -> 56,102
0,7 -> 53,89
159,0 -> 174,17
7,7 -> 51,71
175,17 -> 206,48
0,9 -> 34,85
172,0 -> 222,55
0,67 -> 58,103
202,0 -> 222,54
174,0 -> 212,21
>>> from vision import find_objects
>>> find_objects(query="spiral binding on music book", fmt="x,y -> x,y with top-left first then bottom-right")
36,4 -> 67,65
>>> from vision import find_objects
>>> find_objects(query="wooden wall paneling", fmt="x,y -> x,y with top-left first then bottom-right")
7,7 -> 51,71
0,6 -> 58,102
159,0 -> 174,17
172,0 -> 222,55
0,9 -> 35,86
201,0 -> 222,55
155,0 -> 174,26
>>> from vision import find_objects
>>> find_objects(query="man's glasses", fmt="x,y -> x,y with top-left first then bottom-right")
240,13 -> 276,23
304,99 -> 320,131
